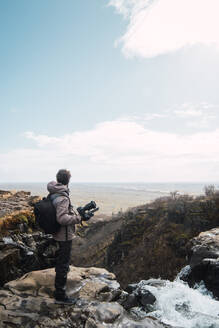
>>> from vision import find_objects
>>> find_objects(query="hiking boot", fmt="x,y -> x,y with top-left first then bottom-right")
55,296 -> 77,305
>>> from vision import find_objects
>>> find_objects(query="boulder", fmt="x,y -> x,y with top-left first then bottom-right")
186,228 -> 219,298
122,279 -> 164,313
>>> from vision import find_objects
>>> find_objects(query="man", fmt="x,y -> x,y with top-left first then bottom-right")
47,169 -> 81,305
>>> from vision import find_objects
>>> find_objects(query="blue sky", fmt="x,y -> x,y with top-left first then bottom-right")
1,0 -> 219,182
1,1 -> 125,146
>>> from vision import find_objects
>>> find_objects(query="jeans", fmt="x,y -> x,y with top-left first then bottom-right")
54,240 -> 72,299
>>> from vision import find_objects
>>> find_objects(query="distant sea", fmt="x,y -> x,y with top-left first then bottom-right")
0,182 -> 218,216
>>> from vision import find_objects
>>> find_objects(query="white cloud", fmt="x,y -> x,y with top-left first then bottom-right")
1,118 -> 219,182
109,0 -> 219,58
120,102 -> 217,129
119,113 -> 166,122
173,109 -> 203,118
109,0 -> 152,18
170,102 -> 217,128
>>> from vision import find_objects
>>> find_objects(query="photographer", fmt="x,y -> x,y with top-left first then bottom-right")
47,169 -> 81,305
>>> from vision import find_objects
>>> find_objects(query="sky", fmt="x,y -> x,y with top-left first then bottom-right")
1,0 -> 219,182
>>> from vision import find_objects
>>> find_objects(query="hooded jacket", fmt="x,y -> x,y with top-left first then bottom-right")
47,181 -> 81,241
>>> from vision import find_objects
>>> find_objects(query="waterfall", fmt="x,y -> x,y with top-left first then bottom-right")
131,266 -> 219,328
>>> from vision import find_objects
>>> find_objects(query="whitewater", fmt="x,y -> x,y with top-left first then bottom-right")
131,266 -> 219,328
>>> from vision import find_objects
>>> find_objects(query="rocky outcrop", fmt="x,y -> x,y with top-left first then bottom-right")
0,232 -> 57,286
185,227 -> 219,298
0,266 -> 169,328
0,190 -> 57,286
0,189 -> 40,235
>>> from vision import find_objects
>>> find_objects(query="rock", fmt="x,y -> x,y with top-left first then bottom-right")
140,290 -> 156,307
0,266 -> 168,328
22,234 -> 36,248
126,283 -> 138,294
122,279 -> 167,313
0,189 -> 39,234
186,228 -> 219,298
0,232 -> 58,286
137,279 -> 167,289
0,247 -> 20,285
0,190 -> 13,199
87,302 -> 123,324
122,293 -> 139,310
188,228 -> 219,268
119,280 -> 159,314
79,281 -> 111,300
116,317 -> 171,328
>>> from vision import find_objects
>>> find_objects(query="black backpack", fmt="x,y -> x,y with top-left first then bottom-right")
33,194 -> 61,234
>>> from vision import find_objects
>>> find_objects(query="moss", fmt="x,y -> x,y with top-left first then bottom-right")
0,210 -> 35,233
17,215 -> 28,224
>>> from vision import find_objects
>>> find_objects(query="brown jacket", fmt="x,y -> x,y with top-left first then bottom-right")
47,181 -> 81,241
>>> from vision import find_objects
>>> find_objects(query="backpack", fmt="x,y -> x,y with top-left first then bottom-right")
33,194 -> 61,234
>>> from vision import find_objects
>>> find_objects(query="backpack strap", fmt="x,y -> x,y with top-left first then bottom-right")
49,192 -> 69,203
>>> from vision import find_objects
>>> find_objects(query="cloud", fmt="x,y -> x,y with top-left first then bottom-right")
120,102 -> 217,130
173,102 -> 214,118
109,0 -> 219,58
169,102 -> 217,128
1,118 -> 219,182
119,113 -> 167,122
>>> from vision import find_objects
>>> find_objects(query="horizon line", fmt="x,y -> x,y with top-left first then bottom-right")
0,181 -> 219,184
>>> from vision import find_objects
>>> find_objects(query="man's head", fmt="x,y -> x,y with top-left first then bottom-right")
56,169 -> 71,185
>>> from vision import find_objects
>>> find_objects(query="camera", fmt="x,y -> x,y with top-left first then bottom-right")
77,201 -> 99,221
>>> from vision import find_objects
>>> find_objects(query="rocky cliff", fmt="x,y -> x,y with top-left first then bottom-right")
71,192 -> 219,288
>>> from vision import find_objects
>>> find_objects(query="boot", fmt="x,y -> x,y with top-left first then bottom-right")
55,295 -> 77,305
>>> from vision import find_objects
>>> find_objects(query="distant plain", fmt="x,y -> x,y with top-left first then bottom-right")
0,182 -> 217,215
